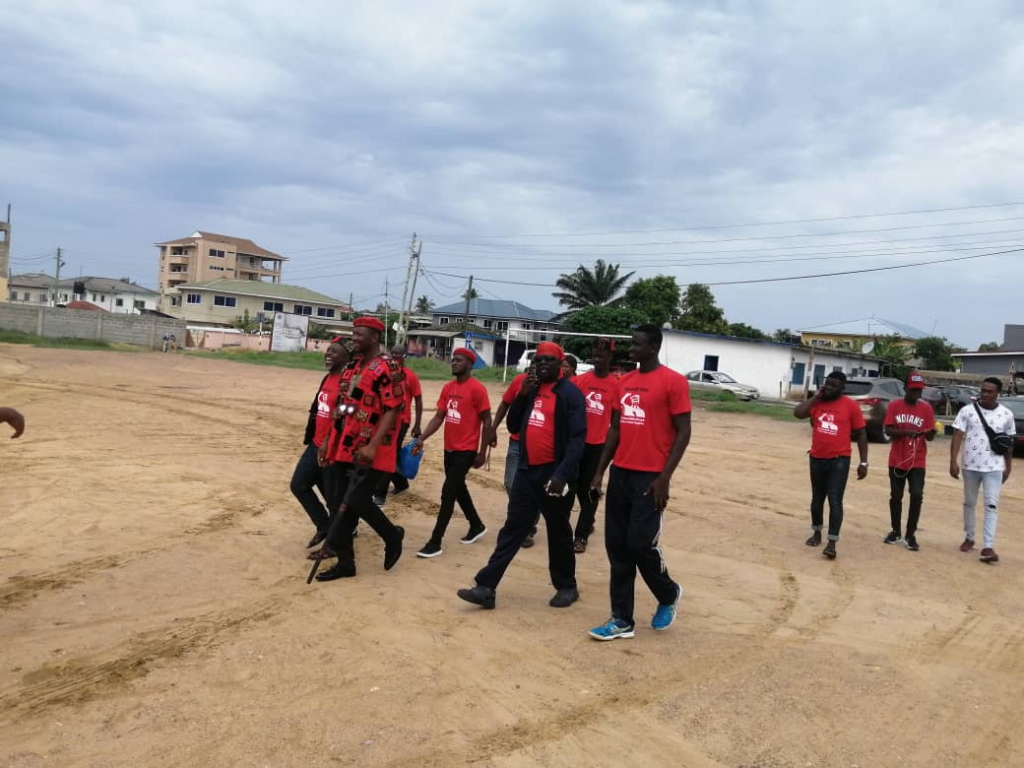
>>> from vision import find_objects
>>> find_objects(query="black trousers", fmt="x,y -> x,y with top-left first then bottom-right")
605,465 -> 679,627
290,442 -> 329,533
324,462 -> 401,565
809,456 -> 851,541
375,423 -> 410,497
573,443 -> 605,540
475,463 -> 577,592
429,450 -> 484,543
889,466 -> 925,536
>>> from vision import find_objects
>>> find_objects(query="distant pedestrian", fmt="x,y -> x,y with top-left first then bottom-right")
161,334 -> 169,353
587,326 -> 691,641
950,377 -> 1015,563
570,338 -> 619,553
794,371 -> 869,560
882,373 -> 936,551
292,337 -> 349,556
412,347 -> 491,557
458,342 -> 586,610
561,354 -> 578,379
373,345 -> 423,505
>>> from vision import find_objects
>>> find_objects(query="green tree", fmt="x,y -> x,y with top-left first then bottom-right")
552,259 -> 635,315
620,275 -> 681,327
914,336 -> 958,371
978,341 -> 1001,352
872,334 -> 912,379
561,305 -> 647,361
462,287 -> 479,301
307,321 -> 334,340
414,295 -> 434,314
727,322 -> 769,340
772,328 -> 801,344
674,283 -> 728,334
231,309 -> 258,333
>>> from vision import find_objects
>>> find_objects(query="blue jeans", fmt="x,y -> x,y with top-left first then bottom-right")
962,470 -> 1003,548
809,456 -> 851,542
290,442 -> 329,533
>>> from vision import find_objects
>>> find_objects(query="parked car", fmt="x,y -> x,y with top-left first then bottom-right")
516,348 -> 594,374
843,377 -> 906,443
936,386 -> 981,415
1001,397 -> 1024,456
684,370 -> 759,400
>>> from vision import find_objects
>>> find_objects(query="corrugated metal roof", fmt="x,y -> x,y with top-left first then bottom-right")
57,276 -> 158,295
431,298 -> 559,322
177,278 -> 346,306
799,316 -> 929,339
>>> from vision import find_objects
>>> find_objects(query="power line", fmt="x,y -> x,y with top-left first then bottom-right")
426,201 -> 1024,240
427,245 -> 1024,289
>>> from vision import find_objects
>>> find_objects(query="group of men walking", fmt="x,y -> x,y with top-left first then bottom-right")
796,371 -> 1015,563
289,320 -> 694,640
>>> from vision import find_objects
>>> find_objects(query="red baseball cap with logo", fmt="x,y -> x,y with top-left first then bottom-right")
907,373 -> 926,389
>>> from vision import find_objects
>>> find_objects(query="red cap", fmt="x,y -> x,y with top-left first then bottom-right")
907,373 -> 926,389
330,335 -> 347,345
453,347 -> 477,363
354,317 -> 385,332
535,341 -> 565,360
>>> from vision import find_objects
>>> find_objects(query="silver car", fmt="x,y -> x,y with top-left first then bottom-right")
685,370 -> 760,400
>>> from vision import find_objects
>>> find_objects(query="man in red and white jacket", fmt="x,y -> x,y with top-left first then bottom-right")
882,373 -> 936,551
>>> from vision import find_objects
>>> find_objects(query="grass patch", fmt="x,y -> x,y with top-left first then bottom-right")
0,330 -> 142,352
689,388 -> 738,402
706,400 -> 795,421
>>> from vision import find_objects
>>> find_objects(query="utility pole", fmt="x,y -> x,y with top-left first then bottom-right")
52,247 -> 65,307
462,274 -> 473,351
383,276 -> 390,349
396,233 -> 421,347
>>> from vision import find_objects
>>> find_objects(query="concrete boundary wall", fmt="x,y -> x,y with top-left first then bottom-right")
0,303 -> 185,350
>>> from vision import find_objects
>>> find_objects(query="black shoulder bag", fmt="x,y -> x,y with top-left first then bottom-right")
972,402 -> 1014,456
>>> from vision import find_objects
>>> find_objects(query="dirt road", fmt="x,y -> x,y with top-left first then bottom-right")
1,346 -> 1022,767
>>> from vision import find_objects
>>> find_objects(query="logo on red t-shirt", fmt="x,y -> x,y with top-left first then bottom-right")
816,412 -> 839,436
446,398 -> 462,424
528,398 -> 547,427
585,391 -> 606,415
620,392 -> 647,423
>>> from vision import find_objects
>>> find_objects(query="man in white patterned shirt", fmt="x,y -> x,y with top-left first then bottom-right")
950,377 -> 1015,563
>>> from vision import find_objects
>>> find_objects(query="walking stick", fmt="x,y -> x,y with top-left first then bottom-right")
307,465 -> 369,584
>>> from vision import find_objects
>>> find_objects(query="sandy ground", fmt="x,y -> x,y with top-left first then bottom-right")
1,345 -> 1022,767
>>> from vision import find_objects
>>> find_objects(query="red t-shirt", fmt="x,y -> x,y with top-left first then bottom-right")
574,371 -> 620,445
808,396 -> 866,459
327,354 -> 405,472
313,372 -> 343,448
613,366 -> 692,472
501,373 -> 527,441
438,377 -> 491,452
524,381 -> 557,465
400,367 -> 422,426
884,398 -> 935,469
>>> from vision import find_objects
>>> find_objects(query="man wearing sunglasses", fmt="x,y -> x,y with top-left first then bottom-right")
458,342 -> 587,610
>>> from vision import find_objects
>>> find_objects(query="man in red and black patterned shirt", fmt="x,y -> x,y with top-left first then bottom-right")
315,317 -> 406,580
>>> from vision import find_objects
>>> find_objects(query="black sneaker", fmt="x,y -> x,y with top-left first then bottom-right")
905,534 -> 920,552
521,534 -> 535,549
460,525 -> 487,544
573,537 -> 587,553
372,494 -> 387,508
457,584 -> 496,609
884,531 -> 902,545
416,540 -> 443,558
315,562 -> 356,581
390,486 -> 410,499
549,587 -> 580,608
384,526 -> 404,570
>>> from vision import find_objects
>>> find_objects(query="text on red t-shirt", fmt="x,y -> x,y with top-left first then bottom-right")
808,396 -> 866,459
884,398 -> 935,469
613,366 -> 691,472
438,377 -> 491,452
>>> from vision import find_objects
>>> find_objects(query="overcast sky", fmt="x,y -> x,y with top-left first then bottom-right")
3,1 -> 1023,348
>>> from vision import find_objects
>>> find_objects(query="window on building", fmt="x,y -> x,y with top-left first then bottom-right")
496,321 -> 508,332
263,301 -> 284,312
22,292 -> 30,301
214,295 -> 237,307
38,293 -> 48,303
438,316 -> 450,324
483,319 -> 493,329
209,266 -> 225,271
186,293 -> 202,304
171,247 -> 186,256
521,323 -> 532,331
293,304 -> 313,315
171,297 -> 180,307
134,300 -> 145,310
209,248 -> 226,258
116,298 -> 124,307
100,295 -> 106,302
316,307 -> 335,318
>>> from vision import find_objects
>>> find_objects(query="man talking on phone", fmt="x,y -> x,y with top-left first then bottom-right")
457,342 -> 587,610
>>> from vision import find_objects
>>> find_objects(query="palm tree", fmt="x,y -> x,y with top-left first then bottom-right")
414,295 -> 434,314
462,287 -> 479,301
552,259 -> 634,314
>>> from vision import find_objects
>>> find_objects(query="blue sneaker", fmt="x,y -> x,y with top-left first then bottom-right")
651,585 -> 683,630
588,618 -> 635,641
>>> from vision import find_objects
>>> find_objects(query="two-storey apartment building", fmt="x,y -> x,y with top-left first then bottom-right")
170,278 -> 349,329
